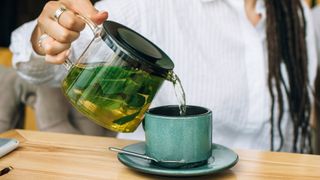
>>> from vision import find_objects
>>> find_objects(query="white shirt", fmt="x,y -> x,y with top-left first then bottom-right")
9,0 -> 318,151
313,6 -> 320,63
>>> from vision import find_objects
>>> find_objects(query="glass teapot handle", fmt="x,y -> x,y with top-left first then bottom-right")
63,15 -> 101,70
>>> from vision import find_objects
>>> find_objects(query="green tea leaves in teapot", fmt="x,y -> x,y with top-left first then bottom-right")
62,63 -> 163,132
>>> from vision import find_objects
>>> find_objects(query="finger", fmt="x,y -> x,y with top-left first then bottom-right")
58,10 -> 85,32
45,49 -> 70,64
39,18 -> 80,43
39,1 -> 80,43
60,0 -> 108,25
41,35 -> 71,55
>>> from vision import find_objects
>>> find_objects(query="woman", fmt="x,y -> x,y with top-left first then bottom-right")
10,0 -> 318,153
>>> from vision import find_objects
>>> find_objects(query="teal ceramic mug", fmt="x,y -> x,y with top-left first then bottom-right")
144,105 -> 212,168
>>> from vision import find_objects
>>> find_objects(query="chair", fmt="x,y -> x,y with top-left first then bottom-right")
0,47 -> 37,130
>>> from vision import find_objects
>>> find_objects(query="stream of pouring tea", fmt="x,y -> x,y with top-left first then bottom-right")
168,71 -> 187,115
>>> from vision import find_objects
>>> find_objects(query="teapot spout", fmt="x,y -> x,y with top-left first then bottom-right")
165,70 -> 177,82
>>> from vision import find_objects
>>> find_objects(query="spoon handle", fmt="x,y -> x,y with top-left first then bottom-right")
108,147 -> 158,162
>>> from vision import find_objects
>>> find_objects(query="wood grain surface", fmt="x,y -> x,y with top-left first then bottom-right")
0,130 -> 320,180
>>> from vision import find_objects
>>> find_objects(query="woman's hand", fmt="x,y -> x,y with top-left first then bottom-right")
31,0 -> 108,64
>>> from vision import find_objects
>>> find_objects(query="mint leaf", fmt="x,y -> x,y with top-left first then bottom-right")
101,79 -> 127,95
127,94 -> 146,107
113,111 -> 140,125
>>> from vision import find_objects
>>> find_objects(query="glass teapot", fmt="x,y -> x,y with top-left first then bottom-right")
62,19 -> 174,133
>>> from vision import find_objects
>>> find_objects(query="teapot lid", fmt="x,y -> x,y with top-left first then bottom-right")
102,21 -> 174,77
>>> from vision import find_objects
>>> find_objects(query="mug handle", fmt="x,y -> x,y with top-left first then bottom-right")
63,15 -> 102,70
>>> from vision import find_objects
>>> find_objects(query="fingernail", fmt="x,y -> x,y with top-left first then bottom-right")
98,11 -> 108,16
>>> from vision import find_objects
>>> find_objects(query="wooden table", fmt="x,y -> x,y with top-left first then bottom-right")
0,130 -> 320,180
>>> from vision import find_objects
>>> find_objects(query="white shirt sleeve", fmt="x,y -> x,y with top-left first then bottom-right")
9,20 -> 66,87
312,6 -> 320,66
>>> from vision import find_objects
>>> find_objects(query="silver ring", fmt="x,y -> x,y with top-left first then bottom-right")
38,33 -> 49,48
53,6 -> 67,23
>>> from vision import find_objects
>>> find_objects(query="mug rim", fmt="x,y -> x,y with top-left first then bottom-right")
146,105 -> 212,118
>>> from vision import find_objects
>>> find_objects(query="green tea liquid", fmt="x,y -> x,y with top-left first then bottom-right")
62,63 -> 164,132
167,71 -> 187,115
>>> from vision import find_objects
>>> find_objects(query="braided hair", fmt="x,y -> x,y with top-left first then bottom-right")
265,0 -> 312,153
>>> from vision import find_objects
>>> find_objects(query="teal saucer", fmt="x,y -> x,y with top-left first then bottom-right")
117,142 -> 239,177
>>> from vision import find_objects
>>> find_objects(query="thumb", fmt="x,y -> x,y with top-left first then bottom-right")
90,11 -> 108,25
60,0 -> 108,25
